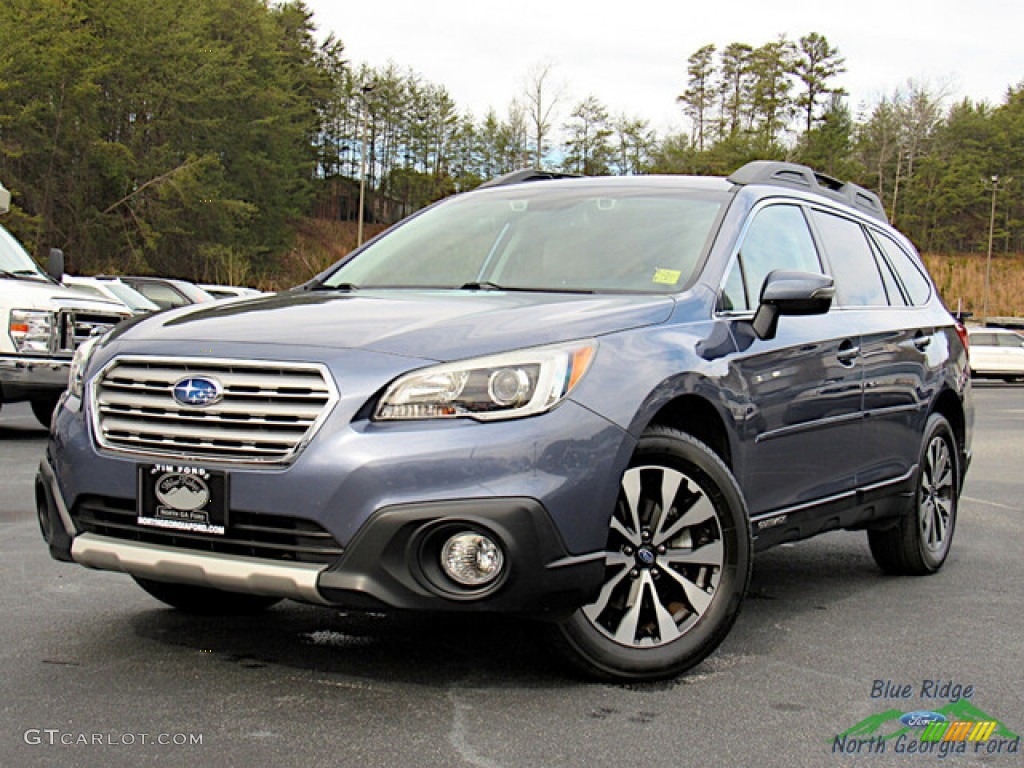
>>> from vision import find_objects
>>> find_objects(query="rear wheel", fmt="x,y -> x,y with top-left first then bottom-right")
554,427 -> 751,681
868,413 -> 959,575
133,577 -> 282,615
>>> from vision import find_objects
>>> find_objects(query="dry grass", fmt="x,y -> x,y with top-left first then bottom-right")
274,219 -> 387,288
923,253 -> 1024,318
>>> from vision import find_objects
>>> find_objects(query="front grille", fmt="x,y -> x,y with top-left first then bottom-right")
74,495 -> 344,565
92,357 -> 337,463
56,309 -> 125,355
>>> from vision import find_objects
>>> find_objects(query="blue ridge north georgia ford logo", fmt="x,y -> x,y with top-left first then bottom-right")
172,376 -> 224,407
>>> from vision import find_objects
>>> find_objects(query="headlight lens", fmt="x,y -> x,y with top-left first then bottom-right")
9,309 -> 55,353
67,333 -> 104,399
375,341 -> 596,421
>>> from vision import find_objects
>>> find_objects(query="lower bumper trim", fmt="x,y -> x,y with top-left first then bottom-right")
70,533 -> 330,605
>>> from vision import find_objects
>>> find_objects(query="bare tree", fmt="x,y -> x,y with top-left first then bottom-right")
523,60 -> 565,169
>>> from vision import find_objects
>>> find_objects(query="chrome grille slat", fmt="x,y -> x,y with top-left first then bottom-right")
103,365 -> 330,392
92,356 -> 337,464
98,390 -> 326,417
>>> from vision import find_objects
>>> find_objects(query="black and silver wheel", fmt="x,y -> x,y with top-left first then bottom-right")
133,577 -> 282,615
555,427 -> 751,681
868,413 -> 959,575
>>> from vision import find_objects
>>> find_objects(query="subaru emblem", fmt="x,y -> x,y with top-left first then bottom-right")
172,376 -> 224,407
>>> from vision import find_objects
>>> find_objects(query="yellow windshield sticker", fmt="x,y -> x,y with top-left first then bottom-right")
653,268 -> 682,285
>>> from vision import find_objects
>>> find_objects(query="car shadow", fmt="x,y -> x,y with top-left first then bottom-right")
129,602 -> 568,688
124,533 -> 894,689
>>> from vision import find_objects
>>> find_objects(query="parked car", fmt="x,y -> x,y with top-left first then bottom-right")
37,162 -> 972,681
63,275 -> 160,315
1,182 -> 130,427
967,326 -> 1024,381
110,276 -> 215,309
199,284 -> 265,300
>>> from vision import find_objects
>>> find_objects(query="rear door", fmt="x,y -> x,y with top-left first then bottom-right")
809,210 -> 933,489
719,202 -> 863,517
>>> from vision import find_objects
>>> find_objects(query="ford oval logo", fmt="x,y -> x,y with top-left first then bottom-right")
900,711 -> 947,728
172,376 -> 223,407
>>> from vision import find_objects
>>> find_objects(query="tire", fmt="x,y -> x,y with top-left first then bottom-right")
868,413 -> 959,575
31,396 -> 60,429
553,427 -> 751,682
133,577 -> 282,615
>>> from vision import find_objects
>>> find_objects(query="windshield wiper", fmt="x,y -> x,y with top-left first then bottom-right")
459,281 -> 596,295
0,268 -> 47,281
310,282 -> 357,292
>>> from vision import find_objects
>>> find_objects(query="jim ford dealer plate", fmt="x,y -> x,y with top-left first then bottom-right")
137,464 -> 228,535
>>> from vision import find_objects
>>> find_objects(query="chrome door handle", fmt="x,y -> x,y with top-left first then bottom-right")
837,345 -> 860,365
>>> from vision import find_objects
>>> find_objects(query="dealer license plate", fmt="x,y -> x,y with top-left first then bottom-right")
137,464 -> 228,535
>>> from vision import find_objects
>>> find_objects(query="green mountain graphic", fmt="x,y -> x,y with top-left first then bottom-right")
835,700 -> 1020,742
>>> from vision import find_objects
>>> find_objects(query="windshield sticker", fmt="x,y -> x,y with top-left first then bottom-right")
653,268 -> 682,285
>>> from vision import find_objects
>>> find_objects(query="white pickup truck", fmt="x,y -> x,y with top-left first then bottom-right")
0,182 -> 130,426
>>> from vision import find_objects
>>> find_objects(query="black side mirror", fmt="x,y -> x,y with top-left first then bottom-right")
47,247 -> 65,281
751,270 -> 835,340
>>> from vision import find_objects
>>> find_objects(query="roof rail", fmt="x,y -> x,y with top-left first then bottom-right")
728,161 -> 887,223
477,169 -> 582,189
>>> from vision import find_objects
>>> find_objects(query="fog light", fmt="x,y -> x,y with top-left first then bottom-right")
440,532 -> 505,587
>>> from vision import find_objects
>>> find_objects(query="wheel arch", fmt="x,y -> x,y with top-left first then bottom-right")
929,386 -> 967,483
644,393 -> 733,471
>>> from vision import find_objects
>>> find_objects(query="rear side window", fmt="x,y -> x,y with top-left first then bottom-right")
869,240 -> 908,306
873,232 -> 932,305
133,282 -> 187,308
810,210 -> 887,307
720,204 -> 821,312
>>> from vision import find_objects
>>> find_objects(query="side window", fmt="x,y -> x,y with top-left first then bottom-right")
873,232 -> 932,305
870,239 -> 908,306
135,282 -> 187,309
810,210 -> 888,307
720,204 -> 821,312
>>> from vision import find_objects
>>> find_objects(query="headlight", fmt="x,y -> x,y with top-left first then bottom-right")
375,341 -> 596,422
68,333 -> 104,399
9,309 -> 55,353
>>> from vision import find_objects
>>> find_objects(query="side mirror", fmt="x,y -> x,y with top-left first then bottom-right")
0,182 -> 10,215
47,248 -> 65,281
751,270 -> 835,340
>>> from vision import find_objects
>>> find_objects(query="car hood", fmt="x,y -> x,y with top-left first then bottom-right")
0,276 -> 128,313
111,289 -> 675,361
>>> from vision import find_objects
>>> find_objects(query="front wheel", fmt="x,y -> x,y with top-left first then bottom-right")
553,427 -> 751,681
868,413 -> 959,575
31,396 -> 61,429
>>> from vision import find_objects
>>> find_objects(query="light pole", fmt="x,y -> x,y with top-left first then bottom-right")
983,175 -> 1001,321
357,83 -> 375,247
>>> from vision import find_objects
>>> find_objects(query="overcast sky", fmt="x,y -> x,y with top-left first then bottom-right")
304,0 -> 1022,133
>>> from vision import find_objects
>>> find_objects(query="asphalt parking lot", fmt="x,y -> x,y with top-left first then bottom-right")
1,384 -> 1022,767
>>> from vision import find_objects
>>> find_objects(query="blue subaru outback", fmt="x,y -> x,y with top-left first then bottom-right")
37,162 -> 972,681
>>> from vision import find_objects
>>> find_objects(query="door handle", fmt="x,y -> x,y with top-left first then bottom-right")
837,343 -> 860,366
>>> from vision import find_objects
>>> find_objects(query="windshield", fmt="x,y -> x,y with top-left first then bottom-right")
324,184 -> 725,294
106,282 -> 160,311
0,223 -> 47,279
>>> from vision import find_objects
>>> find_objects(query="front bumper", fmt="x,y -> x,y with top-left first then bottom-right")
0,354 -> 70,400
38,453 -> 605,616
